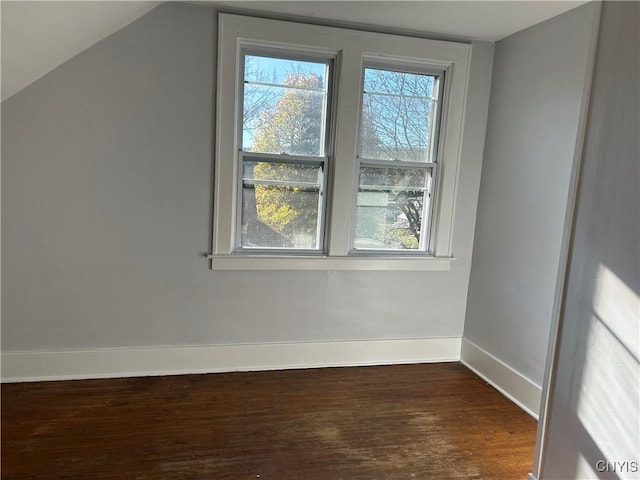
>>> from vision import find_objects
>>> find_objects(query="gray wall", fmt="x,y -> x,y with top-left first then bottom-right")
463,3 -> 600,386
537,2 -> 639,478
1,3 -> 493,352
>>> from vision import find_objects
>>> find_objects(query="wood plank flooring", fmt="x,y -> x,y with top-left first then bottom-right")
1,362 -> 537,479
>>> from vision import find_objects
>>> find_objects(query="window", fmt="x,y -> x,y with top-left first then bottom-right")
238,53 -> 332,252
354,65 -> 442,253
211,14 -> 471,270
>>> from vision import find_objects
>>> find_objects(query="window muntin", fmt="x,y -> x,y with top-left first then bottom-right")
237,52 -> 332,253
354,65 -> 441,253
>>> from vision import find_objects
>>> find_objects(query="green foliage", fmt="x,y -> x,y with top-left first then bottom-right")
387,227 -> 419,249
248,71 -> 323,244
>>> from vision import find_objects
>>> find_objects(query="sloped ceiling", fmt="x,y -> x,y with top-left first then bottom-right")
1,1 -> 585,102
1,1 -> 159,101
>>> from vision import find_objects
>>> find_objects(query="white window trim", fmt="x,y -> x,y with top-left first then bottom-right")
210,13 -> 471,271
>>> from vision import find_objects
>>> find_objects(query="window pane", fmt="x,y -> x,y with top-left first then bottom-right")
241,160 -> 323,249
243,55 -> 329,157
354,166 -> 431,250
359,67 -> 438,162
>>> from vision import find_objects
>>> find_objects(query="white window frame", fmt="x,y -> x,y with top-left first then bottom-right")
236,50 -> 333,254
352,61 -> 445,255
210,13 -> 471,271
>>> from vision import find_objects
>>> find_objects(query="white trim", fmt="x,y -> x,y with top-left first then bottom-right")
460,338 -> 542,419
528,474 -> 539,480
207,254 -> 453,271
1,337 -> 462,383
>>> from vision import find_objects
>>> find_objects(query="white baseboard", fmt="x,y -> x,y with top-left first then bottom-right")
1,337 -> 462,383
460,338 -> 542,419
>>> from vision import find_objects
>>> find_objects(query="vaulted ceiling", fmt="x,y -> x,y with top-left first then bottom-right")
1,1 -> 585,101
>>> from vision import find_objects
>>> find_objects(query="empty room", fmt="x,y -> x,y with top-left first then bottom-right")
1,1 -> 638,479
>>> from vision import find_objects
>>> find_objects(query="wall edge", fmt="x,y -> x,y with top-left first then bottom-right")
461,338 -> 542,418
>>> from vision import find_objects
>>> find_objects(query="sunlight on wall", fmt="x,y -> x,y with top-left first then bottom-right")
577,264 -> 640,477
592,264 -> 640,362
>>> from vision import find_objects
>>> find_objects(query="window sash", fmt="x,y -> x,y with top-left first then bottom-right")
235,151 -> 328,254
352,161 -> 435,254
358,63 -> 445,165
239,50 -> 334,159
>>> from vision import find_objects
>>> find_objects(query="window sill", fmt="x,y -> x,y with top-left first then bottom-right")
206,254 -> 453,271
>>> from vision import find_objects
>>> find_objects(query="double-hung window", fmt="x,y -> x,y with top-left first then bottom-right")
354,64 -> 443,253
239,53 -> 332,252
211,14 -> 471,270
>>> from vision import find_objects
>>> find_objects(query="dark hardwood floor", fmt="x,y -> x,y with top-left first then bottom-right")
1,362 -> 537,479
